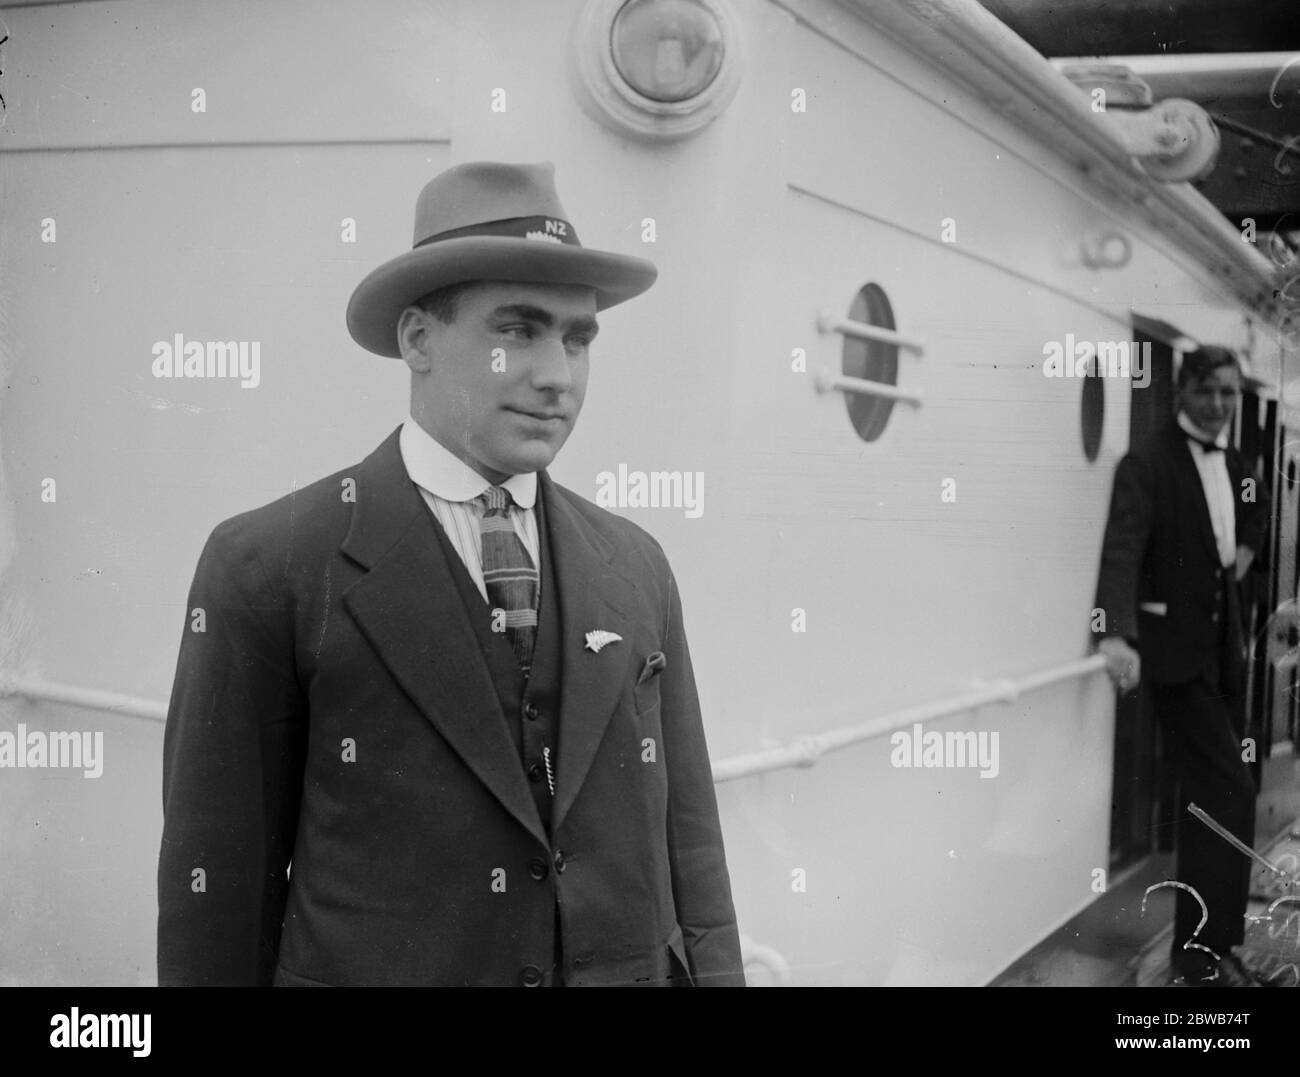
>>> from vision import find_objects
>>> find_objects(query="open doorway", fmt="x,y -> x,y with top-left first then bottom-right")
1106,324 -> 1175,872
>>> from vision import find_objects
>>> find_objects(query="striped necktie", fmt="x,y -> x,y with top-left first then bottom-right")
475,485 -> 539,674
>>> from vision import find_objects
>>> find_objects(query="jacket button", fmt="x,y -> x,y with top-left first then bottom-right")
520,965 -> 543,987
524,701 -> 540,721
528,857 -> 549,881
527,762 -> 543,783
553,849 -> 566,874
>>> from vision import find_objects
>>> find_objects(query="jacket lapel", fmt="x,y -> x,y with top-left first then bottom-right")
339,428 -> 547,848
539,473 -> 642,831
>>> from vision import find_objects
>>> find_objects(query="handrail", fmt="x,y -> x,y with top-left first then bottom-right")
1,655 -> 1112,785
813,369 -> 923,407
710,655 -> 1108,783
0,677 -> 168,723
739,934 -> 793,986
817,311 -> 925,356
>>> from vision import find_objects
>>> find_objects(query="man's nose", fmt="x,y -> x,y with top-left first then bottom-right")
530,339 -> 572,391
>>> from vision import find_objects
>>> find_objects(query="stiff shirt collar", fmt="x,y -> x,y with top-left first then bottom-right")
1176,410 -> 1229,450
399,416 -> 538,508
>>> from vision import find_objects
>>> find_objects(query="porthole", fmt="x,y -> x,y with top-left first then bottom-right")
611,0 -> 725,103
840,283 -> 899,442
1081,365 -> 1104,462
569,0 -> 744,141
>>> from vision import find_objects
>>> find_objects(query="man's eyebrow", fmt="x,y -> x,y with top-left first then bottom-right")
487,305 -> 600,336
488,304 -> 554,326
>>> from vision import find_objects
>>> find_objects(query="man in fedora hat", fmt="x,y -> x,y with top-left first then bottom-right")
157,161 -> 745,987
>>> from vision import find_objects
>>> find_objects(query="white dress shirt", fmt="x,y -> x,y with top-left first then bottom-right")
398,416 -> 540,603
1177,411 -> 1236,569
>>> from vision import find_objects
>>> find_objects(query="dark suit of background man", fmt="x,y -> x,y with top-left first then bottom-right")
1093,345 -> 1268,987
157,161 -> 745,987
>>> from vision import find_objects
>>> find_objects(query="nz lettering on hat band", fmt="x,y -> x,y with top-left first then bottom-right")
414,215 -> 582,248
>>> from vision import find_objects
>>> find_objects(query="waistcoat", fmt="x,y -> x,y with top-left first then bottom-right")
421,490 -> 563,834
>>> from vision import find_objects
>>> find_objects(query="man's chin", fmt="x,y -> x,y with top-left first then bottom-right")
493,442 -> 561,476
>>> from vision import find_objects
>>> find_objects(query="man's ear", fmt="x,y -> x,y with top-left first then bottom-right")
397,305 -> 434,373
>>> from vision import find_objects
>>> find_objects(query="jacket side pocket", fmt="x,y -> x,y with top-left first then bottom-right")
273,963 -> 333,987
666,924 -> 695,987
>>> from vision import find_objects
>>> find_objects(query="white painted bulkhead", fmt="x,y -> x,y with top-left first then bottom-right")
0,0 -> 1284,984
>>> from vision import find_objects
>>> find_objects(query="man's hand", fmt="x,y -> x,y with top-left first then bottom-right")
1270,597 -> 1300,639
1269,597 -> 1300,672
1098,636 -> 1141,694
1235,545 -> 1255,582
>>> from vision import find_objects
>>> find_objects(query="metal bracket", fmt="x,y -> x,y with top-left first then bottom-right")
1097,98 -> 1221,183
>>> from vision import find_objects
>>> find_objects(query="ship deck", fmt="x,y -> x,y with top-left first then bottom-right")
994,752 -> 1300,987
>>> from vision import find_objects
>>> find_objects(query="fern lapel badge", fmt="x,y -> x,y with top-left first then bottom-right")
584,629 -> 623,654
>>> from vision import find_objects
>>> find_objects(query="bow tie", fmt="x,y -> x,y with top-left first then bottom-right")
1187,436 -> 1224,453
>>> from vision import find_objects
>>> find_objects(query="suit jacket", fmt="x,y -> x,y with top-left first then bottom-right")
157,426 -> 744,986
1093,420 -> 1268,688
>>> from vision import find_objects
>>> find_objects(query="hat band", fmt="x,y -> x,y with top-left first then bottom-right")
414,215 -> 582,249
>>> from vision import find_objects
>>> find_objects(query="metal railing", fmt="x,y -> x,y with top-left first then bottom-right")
816,311 -> 926,356
1,654 -> 1111,784
814,310 -> 924,408
813,369 -> 923,407
710,655 -> 1108,783
0,676 -> 168,723
739,933 -> 793,986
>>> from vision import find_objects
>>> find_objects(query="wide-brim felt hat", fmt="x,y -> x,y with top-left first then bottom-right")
347,161 -> 658,358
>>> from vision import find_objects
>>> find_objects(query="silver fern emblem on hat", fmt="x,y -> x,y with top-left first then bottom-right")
584,629 -> 623,653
